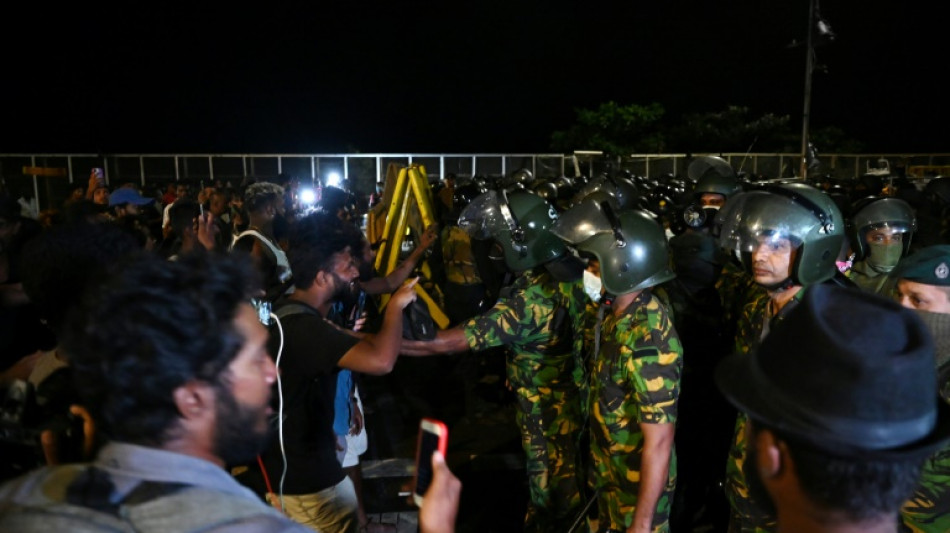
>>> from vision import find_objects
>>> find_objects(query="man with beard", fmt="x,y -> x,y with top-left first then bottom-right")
257,211 -> 423,533
715,183 -> 847,532
0,252 -> 312,531
715,283 -> 950,533
330,221 -> 437,533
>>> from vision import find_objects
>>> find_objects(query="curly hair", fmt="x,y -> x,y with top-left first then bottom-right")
60,252 -> 259,446
244,182 -> 284,214
287,211 -> 352,290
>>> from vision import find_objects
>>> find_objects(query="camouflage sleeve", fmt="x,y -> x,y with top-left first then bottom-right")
734,292 -> 770,355
620,302 -> 682,424
901,443 -> 950,533
461,289 -> 546,352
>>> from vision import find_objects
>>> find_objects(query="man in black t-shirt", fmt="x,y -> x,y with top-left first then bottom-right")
259,212 -> 420,533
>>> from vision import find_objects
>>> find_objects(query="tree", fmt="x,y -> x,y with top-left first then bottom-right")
807,125 -> 866,153
664,106 -> 797,153
550,101 -> 666,155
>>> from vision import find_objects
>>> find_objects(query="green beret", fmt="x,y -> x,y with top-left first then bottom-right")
897,245 -> 950,286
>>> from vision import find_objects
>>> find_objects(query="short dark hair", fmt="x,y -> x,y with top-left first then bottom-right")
61,252 -> 259,447
752,421 -> 924,520
287,211 -> 351,290
168,199 -> 199,237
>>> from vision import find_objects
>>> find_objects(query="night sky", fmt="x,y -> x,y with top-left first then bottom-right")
3,1 -> 947,155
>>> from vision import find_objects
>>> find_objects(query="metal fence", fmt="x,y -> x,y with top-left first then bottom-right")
3,152 -> 948,213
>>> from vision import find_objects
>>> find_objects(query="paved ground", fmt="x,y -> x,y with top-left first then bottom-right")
359,348 -> 530,533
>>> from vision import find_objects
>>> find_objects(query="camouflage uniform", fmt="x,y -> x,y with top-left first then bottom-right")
724,290 -> 804,533
715,261 -> 765,336
588,291 -> 683,532
847,259 -> 898,298
463,268 -> 587,532
900,370 -> 950,532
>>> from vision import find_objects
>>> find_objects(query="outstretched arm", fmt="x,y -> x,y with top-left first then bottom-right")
362,225 -> 438,295
338,279 -> 419,374
400,328 -> 469,356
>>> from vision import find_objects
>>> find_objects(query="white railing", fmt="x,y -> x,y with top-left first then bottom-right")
2,152 -> 948,211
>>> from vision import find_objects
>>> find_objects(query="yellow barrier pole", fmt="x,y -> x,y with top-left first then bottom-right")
374,167 -> 409,272
386,185 -> 413,275
377,180 -> 412,309
407,166 -> 436,230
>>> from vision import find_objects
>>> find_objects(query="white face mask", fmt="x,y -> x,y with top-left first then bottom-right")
583,269 -> 603,302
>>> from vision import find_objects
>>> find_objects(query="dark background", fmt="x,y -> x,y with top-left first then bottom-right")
3,1 -> 946,155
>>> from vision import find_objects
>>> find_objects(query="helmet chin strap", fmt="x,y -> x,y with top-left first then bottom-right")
757,277 -> 796,292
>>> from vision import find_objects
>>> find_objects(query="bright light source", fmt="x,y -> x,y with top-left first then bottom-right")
327,172 -> 342,188
299,188 -> 316,205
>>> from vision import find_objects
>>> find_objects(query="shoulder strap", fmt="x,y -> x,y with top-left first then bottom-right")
273,302 -> 320,320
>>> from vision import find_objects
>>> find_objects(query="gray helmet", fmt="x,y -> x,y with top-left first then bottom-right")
693,169 -> 741,201
689,156 -> 739,201
717,183 -> 844,287
552,201 -> 674,295
459,190 -> 565,271
530,181 -> 559,202
570,174 -> 639,209
849,197 -> 917,261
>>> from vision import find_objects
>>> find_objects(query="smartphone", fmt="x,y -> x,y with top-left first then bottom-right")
92,167 -> 105,185
413,418 -> 448,507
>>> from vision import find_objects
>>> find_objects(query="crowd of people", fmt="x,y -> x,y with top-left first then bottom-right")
0,159 -> 949,533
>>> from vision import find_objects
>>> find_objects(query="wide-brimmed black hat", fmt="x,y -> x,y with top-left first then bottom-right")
715,283 -> 950,458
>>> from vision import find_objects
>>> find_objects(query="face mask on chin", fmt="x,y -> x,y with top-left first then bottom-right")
583,269 -> 603,302
867,241 -> 903,273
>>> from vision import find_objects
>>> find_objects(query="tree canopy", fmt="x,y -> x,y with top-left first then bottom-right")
550,102 -> 864,154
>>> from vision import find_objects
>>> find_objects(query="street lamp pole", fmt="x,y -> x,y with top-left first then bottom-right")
800,0 -> 816,179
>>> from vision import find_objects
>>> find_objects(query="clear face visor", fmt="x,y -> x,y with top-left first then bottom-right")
458,190 -> 511,240
863,223 -> 910,245
744,231 -> 800,255
717,191 -> 822,254
550,197 -> 625,247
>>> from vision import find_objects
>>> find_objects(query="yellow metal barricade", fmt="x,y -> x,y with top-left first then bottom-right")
372,164 -> 448,329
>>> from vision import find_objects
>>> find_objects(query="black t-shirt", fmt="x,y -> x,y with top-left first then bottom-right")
260,299 -> 359,495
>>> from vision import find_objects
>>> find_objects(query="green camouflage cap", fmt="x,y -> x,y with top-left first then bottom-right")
897,245 -> 950,286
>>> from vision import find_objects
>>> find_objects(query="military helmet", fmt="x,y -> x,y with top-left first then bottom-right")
458,190 -> 565,271
506,168 -> 534,188
687,156 -> 739,201
693,168 -> 741,201
552,200 -> 674,295
530,181 -> 559,202
717,182 -> 844,287
571,174 -> 640,209
453,183 -> 486,210
849,196 -> 917,260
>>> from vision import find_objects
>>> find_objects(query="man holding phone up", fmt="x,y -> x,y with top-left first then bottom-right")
552,203 -> 683,533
